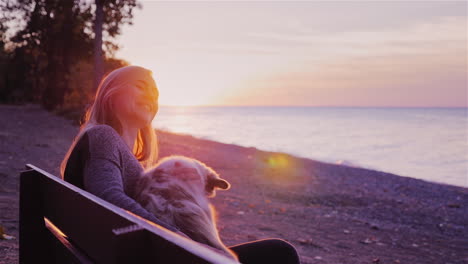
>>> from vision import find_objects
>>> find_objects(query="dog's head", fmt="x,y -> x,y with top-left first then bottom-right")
156,156 -> 231,197
191,160 -> 230,197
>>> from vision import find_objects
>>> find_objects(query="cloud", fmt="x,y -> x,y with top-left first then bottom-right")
246,16 -> 465,60
230,16 -> 467,107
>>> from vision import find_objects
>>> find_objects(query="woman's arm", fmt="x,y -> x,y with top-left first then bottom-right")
83,157 -> 179,232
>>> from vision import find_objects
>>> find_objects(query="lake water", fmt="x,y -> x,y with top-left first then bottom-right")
153,106 -> 468,188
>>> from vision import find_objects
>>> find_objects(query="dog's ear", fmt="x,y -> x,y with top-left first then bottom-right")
211,178 -> 230,190
206,175 -> 231,197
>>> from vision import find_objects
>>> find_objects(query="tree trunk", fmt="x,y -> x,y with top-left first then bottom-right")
93,0 -> 104,91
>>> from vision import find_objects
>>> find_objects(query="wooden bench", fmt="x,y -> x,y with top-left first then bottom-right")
19,164 -> 239,263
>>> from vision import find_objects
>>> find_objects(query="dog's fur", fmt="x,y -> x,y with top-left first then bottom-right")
134,155 -> 236,259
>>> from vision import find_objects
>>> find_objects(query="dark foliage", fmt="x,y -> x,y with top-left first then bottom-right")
0,0 -> 138,113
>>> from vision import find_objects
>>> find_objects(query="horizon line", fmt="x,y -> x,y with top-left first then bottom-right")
160,104 -> 468,109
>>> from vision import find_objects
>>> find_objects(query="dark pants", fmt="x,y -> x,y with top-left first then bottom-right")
229,239 -> 300,264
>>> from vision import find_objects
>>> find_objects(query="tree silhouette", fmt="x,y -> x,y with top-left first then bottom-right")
94,0 -> 140,91
0,0 -> 138,111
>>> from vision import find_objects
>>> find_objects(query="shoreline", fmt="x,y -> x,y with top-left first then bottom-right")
0,104 -> 467,264
157,128 -> 466,190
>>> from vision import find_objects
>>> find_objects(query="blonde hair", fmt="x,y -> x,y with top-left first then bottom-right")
60,66 -> 158,178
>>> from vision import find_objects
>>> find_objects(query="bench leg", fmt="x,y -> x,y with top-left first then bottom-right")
19,169 -> 50,263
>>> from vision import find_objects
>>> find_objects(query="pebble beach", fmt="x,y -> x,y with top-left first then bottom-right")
0,104 -> 467,264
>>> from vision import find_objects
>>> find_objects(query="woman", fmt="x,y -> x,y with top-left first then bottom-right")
61,65 -> 300,264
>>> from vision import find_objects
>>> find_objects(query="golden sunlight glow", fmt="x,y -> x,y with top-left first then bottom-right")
159,93 -> 203,106
154,67 -> 239,106
266,155 -> 290,169
259,153 -> 311,186
157,82 -> 206,106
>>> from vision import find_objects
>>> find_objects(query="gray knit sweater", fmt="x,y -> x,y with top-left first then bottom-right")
63,124 -> 177,231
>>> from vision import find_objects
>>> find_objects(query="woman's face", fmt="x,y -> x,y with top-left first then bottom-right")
113,75 -> 159,129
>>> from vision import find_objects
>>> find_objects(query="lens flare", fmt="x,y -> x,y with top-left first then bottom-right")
267,155 -> 290,169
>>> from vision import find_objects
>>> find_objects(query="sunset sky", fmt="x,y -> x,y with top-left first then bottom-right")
115,1 -> 467,107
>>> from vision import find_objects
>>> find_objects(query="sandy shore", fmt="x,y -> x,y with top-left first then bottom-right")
0,104 -> 467,264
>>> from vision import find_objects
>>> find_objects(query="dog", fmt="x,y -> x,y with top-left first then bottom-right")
134,155 -> 237,259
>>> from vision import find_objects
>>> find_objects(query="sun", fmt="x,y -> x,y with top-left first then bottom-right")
149,60 -> 246,107
156,76 -> 226,107
158,89 -> 215,106
159,94 -> 201,106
